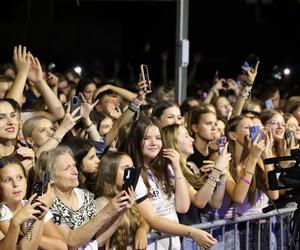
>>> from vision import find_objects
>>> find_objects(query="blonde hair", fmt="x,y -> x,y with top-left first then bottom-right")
22,116 -> 50,137
162,124 -> 206,190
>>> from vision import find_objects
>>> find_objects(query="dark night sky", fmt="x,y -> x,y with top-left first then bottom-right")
1,0 -> 300,87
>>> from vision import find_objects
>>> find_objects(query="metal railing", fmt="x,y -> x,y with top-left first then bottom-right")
146,207 -> 297,250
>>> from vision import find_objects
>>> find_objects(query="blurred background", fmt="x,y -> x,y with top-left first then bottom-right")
1,0 -> 300,89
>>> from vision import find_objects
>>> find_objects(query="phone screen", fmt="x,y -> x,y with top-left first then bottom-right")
241,54 -> 259,73
249,125 -> 261,142
285,130 -> 295,146
265,99 -> 273,109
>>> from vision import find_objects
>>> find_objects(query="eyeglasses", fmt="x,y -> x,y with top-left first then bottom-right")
266,120 -> 286,127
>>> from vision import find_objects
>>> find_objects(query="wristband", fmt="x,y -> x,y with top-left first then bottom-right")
241,176 -> 251,185
207,174 -> 220,183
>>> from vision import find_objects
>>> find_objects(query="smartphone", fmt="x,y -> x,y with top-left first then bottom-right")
140,64 -> 151,92
249,125 -> 262,143
31,171 -> 50,204
265,98 -> 273,109
122,168 -> 141,192
241,53 -> 259,73
285,130 -> 295,146
70,96 -> 81,117
217,136 -> 227,155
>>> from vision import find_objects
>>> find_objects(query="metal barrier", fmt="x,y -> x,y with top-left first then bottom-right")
146,207 -> 297,250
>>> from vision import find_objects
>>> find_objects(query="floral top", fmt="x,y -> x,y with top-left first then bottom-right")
50,188 -> 96,229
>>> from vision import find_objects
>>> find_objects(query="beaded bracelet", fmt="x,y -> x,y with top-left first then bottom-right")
239,84 -> 253,99
207,174 -> 220,183
206,179 -> 217,188
241,175 -> 251,185
128,98 -> 142,113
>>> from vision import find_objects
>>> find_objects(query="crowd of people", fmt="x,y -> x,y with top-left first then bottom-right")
0,45 -> 299,250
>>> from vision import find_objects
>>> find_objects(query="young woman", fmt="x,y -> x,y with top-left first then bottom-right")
0,155 -> 67,250
151,100 -> 182,127
162,124 -> 230,249
92,151 -> 149,250
123,117 -> 217,249
284,113 -> 300,143
225,115 -> 279,249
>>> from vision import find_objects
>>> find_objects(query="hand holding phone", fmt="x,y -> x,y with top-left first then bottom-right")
70,96 -> 81,117
31,171 -> 50,205
122,168 -> 141,192
140,64 -> 151,92
217,136 -> 227,155
249,125 -> 262,143
285,130 -> 295,147
241,54 -> 259,74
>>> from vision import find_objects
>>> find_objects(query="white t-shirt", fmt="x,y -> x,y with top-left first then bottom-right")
135,167 -> 181,250
0,200 -> 53,223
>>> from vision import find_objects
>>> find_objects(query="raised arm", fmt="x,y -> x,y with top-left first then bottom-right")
27,54 -> 65,121
230,61 -> 259,119
6,45 -> 30,106
94,84 -> 137,102
105,80 -> 150,146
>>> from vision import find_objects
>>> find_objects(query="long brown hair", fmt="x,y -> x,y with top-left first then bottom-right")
92,152 -> 141,250
162,124 -> 206,190
226,115 -> 266,205
123,116 -> 174,198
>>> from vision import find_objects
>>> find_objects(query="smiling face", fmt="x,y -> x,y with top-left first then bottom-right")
177,126 -> 194,157
52,153 -> 79,192
265,113 -> 286,140
158,106 -> 182,127
81,147 -> 100,174
0,163 -> 27,204
0,101 -> 19,141
141,125 -> 162,163
115,155 -> 134,190
99,117 -> 113,136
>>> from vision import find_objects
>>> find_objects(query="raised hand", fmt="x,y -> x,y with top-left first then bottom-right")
79,92 -> 99,120
104,191 -> 129,217
12,194 -> 41,226
59,102 -> 81,132
13,45 -> 30,75
162,148 -> 181,171
248,133 -> 265,159
137,80 -> 151,101
245,61 -> 260,85
106,102 -> 121,119
200,160 -> 215,173
214,143 -> 231,172
27,54 -> 43,84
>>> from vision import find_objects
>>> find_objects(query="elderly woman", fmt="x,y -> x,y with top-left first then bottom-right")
38,146 -> 134,249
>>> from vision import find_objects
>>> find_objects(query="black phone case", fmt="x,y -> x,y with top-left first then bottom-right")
122,168 -> 141,191
71,96 -> 81,117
